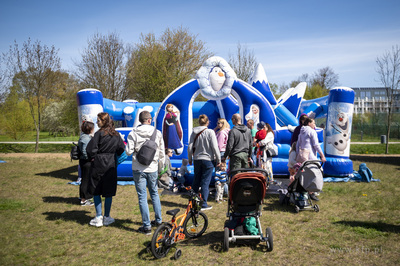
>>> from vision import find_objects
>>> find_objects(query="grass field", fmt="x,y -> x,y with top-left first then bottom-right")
0,153 -> 399,265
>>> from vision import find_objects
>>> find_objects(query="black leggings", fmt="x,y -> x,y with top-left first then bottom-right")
79,159 -> 93,200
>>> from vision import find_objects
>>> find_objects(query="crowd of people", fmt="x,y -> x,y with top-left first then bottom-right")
76,110 -> 325,232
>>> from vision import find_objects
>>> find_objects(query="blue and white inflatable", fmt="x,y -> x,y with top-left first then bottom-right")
76,56 -> 355,180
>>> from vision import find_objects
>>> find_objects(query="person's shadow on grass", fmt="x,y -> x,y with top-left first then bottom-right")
36,165 -> 78,181
43,210 -> 93,225
43,196 -> 79,205
334,220 -> 400,233
43,209 -> 136,228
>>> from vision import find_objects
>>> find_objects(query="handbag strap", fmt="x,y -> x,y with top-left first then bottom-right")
193,128 -> 207,147
150,127 -> 157,141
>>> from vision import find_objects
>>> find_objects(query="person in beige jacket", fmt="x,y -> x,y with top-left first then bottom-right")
125,110 -> 165,235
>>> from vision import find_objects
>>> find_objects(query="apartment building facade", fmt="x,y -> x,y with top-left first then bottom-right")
352,87 -> 400,114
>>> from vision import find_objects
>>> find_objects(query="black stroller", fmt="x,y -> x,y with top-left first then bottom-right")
223,168 -> 273,252
281,160 -> 324,213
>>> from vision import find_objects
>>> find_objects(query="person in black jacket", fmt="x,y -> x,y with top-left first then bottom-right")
78,119 -> 95,206
86,112 -> 125,227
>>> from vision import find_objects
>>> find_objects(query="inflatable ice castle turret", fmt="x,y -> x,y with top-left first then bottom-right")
76,56 -> 355,180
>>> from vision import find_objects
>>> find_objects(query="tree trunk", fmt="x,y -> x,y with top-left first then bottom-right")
35,125 -> 40,153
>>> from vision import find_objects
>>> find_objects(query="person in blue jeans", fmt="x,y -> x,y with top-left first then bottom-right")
125,111 -> 165,235
188,114 -> 221,211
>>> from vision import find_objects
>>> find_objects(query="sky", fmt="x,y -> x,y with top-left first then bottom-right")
1,0 -> 400,88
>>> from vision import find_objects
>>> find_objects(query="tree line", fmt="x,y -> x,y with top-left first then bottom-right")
1,26 -> 397,152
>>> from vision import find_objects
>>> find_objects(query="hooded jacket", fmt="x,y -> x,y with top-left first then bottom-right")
224,124 -> 253,159
216,128 -> 230,152
296,125 -> 323,161
125,124 -> 165,173
188,126 -> 220,163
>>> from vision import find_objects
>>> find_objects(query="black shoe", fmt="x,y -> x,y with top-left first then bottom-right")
309,194 -> 319,201
150,220 -> 162,227
137,226 -> 151,235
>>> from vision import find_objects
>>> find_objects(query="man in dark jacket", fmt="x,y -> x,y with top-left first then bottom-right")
222,113 -> 253,172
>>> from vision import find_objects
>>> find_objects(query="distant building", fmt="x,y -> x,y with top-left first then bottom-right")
352,87 -> 400,114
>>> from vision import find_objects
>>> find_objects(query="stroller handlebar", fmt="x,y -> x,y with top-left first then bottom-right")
228,168 -> 269,178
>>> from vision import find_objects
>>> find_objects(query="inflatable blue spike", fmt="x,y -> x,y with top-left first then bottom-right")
249,63 -> 277,105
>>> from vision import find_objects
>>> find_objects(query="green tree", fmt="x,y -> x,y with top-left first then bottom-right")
304,84 -> 328,100
228,42 -> 258,82
4,39 -> 62,152
42,101 -> 77,137
0,86 -> 34,140
376,45 -> 400,154
126,26 -> 212,102
74,32 -> 129,101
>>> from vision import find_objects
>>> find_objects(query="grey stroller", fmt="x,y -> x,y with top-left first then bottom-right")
281,160 -> 324,213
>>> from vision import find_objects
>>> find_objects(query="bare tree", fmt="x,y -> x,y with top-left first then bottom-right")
74,32 -> 129,101
4,39 -> 61,152
376,45 -> 400,154
288,67 -> 338,100
228,42 -> 258,82
126,26 -> 212,102
312,66 -> 339,89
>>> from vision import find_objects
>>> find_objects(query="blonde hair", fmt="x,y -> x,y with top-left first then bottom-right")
214,118 -> 230,133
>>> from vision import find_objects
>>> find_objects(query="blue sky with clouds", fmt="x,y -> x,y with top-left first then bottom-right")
1,0 -> 400,88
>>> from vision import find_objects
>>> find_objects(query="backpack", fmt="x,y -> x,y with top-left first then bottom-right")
70,142 -> 81,161
136,128 -> 158,166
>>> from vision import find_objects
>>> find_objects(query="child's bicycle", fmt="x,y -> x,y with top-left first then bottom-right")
148,188 -> 208,260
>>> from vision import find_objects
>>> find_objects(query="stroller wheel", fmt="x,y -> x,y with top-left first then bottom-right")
294,205 -> 300,213
266,227 -> 273,252
314,204 -> 320,212
224,227 -> 230,252
174,249 -> 182,260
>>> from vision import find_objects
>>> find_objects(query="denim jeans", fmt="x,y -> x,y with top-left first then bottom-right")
193,160 -> 214,207
133,170 -> 162,229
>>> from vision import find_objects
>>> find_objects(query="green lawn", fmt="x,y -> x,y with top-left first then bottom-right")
0,154 -> 399,265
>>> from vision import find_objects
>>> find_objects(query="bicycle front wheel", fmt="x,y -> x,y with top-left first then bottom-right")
183,211 -> 208,238
151,223 -> 173,259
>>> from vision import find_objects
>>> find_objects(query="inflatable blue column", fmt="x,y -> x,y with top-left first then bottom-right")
76,89 -> 104,132
323,87 -> 355,176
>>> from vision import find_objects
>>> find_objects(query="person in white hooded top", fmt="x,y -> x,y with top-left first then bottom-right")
296,117 -> 326,163
188,114 -> 221,211
125,110 -> 165,235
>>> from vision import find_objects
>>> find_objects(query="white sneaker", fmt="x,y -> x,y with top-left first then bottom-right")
103,216 -> 115,226
89,216 -> 103,227
80,200 -> 94,206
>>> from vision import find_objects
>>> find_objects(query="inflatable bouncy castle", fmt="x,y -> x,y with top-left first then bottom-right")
77,56 -> 355,181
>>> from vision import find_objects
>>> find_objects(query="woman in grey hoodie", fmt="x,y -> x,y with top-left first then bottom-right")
188,114 -> 221,210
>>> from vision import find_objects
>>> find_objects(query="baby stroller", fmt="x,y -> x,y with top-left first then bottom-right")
282,160 -> 323,213
223,168 -> 273,252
